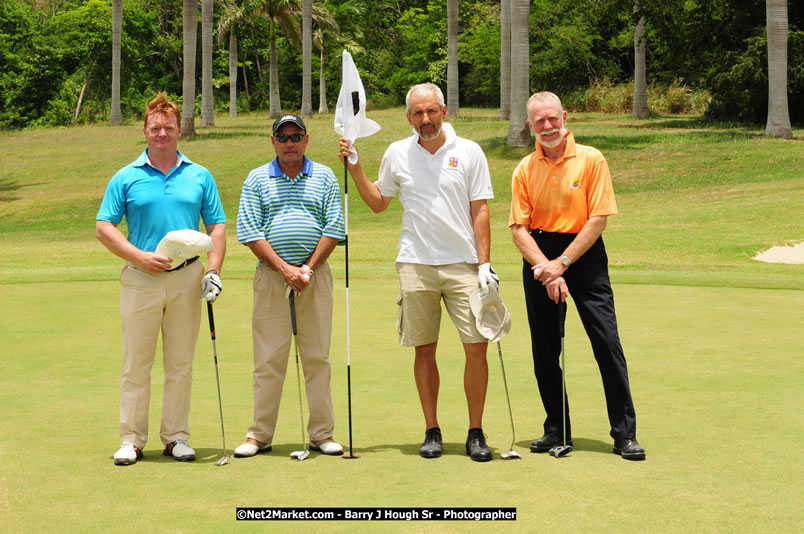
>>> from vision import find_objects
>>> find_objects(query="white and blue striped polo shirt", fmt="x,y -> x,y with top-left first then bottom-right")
237,155 -> 345,265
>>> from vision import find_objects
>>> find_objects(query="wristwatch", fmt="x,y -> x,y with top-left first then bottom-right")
559,255 -> 572,267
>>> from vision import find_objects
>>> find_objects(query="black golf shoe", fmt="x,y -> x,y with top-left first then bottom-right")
530,433 -> 573,453
613,438 -> 646,461
419,427 -> 443,459
465,428 -> 492,462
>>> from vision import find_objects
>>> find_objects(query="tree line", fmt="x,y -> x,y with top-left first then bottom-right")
0,0 -> 801,134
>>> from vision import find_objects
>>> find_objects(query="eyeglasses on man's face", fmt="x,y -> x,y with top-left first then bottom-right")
275,133 -> 305,143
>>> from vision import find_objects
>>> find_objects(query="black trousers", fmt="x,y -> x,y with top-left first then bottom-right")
522,229 -> 637,440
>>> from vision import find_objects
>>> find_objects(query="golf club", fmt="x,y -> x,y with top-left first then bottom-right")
340,90 -> 361,460
288,292 -> 310,461
550,299 -> 572,458
206,301 -> 230,466
497,339 -> 521,460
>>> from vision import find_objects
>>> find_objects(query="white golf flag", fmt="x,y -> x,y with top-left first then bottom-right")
334,51 -> 380,162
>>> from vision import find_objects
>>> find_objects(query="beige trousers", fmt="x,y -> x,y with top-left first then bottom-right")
246,262 -> 335,445
118,260 -> 202,448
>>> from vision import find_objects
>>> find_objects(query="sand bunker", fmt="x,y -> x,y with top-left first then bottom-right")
752,242 -> 804,265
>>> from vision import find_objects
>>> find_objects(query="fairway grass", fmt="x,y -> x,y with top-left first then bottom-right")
1,111 -> 801,532
2,280 -> 802,532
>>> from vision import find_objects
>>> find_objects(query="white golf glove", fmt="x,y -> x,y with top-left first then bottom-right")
478,263 -> 499,291
201,270 -> 222,302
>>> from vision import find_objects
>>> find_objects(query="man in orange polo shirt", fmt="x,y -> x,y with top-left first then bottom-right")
509,91 -> 645,461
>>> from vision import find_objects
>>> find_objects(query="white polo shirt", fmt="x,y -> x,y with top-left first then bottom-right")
376,122 -> 494,265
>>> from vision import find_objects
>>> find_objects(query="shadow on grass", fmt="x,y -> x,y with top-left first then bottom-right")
512,437 -> 612,455
179,123 -> 271,142
0,177 -> 42,203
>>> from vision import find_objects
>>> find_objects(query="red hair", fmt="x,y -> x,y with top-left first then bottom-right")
144,92 -> 181,128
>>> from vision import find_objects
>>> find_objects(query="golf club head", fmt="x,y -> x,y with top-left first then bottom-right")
549,445 -> 572,458
500,449 -> 522,460
290,450 -> 310,461
215,454 -> 231,466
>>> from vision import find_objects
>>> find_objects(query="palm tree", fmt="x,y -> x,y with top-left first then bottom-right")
201,0 -> 214,127
228,23 -> 238,118
218,0 -> 245,118
507,0 -> 529,146
312,0 -> 351,114
765,0 -> 792,138
219,0 -> 301,118
499,0 -> 510,121
632,0 -> 649,119
110,0 -> 122,125
181,0 -> 197,136
447,0 -> 459,118
301,0 -> 313,117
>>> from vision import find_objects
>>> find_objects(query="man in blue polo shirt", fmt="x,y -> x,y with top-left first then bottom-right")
96,93 -> 226,466
234,114 -> 345,458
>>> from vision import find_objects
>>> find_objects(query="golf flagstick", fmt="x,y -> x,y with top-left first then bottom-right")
334,50 -> 380,459
342,92 -> 358,459
206,302 -> 230,466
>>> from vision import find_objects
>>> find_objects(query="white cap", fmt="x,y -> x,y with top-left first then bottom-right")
469,286 -> 512,343
155,229 -> 213,262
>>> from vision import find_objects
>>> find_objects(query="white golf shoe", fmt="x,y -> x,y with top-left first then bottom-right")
113,442 -> 143,466
310,439 -> 343,456
234,438 -> 272,458
163,439 -> 195,461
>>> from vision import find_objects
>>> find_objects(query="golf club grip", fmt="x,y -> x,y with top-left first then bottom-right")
207,301 -> 215,339
558,300 -> 567,338
289,291 -> 297,336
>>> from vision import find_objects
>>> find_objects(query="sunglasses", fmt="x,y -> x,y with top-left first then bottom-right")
275,133 -> 305,143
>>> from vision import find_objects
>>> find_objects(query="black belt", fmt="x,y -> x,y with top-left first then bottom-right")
166,256 -> 199,272
531,229 -> 575,237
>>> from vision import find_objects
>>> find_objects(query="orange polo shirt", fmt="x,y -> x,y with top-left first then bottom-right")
508,132 -> 617,234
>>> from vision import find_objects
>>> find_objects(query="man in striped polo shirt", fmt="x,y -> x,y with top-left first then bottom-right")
234,114 -> 346,458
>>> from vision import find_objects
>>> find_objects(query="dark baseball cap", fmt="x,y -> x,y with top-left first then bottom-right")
272,114 -> 307,134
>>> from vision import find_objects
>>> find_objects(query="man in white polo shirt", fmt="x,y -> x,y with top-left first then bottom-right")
338,83 -> 498,462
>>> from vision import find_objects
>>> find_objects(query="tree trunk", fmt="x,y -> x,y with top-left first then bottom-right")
632,1 -> 649,118
253,28 -> 263,82
110,0 -> 122,125
229,26 -> 238,118
447,0 -> 459,118
181,0 -> 197,136
242,62 -> 249,98
499,0 -> 510,120
75,56 -> 97,123
507,0 -> 530,146
765,0 -> 792,138
318,45 -> 328,113
301,0 -> 313,117
269,22 -> 281,118
201,0 -> 214,127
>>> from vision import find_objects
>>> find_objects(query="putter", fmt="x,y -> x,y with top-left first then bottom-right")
497,340 -> 521,460
550,299 -> 572,459
340,90 -> 362,460
206,302 -> 231,466
288,292 -> 310,461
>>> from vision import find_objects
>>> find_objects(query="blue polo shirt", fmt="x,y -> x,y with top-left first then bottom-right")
97,149 -> 226,252
237,156 -> 345,266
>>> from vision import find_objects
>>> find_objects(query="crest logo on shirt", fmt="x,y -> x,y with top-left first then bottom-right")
448,157 -> 459,168
569,176 -> 581,190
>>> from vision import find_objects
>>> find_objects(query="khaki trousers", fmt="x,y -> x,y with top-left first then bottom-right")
119,260 -> 202,448
246,262 -> 335,445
